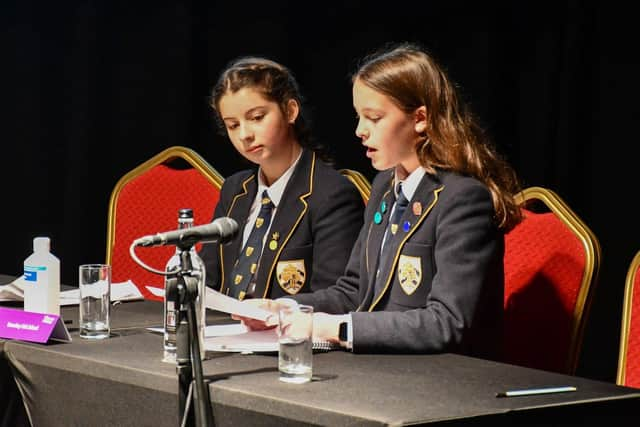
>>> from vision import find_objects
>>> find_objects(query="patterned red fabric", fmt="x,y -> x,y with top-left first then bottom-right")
111,165 -> 220,300
624,263 -> 640,387
503,208 -> 587,373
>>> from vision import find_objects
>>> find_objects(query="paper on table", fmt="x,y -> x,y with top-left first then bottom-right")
203,323 -> 340,353
0,277 -> 24,301
59,280 -> 144,306
204,328 -> 279,353
205,322 -> 248,337
145,285 -> 164,297
1,277 -> 143,305
147,321 -> 248,336
145,285 -> 273,322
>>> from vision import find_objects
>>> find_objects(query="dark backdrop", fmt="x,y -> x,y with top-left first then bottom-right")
1,1 -> 637,383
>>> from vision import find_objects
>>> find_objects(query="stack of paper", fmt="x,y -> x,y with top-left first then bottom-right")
0,279 -> 24,302
205,327 -> 280,352
59,280 -> 144,305
0,277 -> 143,305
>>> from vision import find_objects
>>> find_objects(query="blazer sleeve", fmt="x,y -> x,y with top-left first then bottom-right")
294,219 -> 365,313
350,183 -> 501,354
306,177 -> 364,293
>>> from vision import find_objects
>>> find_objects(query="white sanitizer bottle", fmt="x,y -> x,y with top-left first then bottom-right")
23,237 -> 60,315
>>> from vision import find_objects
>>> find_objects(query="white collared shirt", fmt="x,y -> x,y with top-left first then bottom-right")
393,166 -> 426,204
241,150 -> 303,248
380,166 -> 426,249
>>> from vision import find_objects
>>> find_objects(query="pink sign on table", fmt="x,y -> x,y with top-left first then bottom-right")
0,306 -> 71,343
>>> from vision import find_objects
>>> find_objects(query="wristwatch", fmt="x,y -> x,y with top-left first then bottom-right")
338,321 -> 349,343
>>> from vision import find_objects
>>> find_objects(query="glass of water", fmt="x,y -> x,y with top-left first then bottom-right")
78,264 -> 111,339
278,302 -> 313,384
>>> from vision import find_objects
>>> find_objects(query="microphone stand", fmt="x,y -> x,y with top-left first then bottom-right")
166,244 -> 214,427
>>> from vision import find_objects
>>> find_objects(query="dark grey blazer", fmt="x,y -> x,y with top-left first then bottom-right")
294,169 -> 504,359
199,149 -> 364,300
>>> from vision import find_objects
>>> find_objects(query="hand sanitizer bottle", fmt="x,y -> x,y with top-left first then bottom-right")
23,237 -> 60,315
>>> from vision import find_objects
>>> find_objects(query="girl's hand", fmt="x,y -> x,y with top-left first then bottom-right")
231,298 -> 280,330
312,312 -> 344,343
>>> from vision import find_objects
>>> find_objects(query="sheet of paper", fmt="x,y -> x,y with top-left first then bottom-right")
59,280 -> 144,305
205,322 -> 248,337
148,323 -> 251,337
204,328 -> 279,353
204,288 -> 273,321
1,277 -> 143,305
0,277 -> 24,301
145,285 -> 164,297
146,285 -> 272,321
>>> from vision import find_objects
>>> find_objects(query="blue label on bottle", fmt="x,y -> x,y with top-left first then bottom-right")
24,266 -> 47,282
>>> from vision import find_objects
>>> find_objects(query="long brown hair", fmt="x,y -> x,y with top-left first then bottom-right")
354,43 -> 522,231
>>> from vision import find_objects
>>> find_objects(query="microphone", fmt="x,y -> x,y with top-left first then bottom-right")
133,217 -> 239,248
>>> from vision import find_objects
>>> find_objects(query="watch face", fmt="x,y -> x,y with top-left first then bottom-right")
339,322 -> 348,342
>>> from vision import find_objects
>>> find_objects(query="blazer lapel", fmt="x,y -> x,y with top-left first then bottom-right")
220,174 -> 256,294
254,149 -> 314,298
368,173 -> 444,311
359,181 -> 394,309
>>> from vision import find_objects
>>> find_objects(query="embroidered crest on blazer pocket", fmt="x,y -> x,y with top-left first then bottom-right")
390,242 -> 433,307
277,259 -> 306,294
398,255 -> 422,295
275,244 -> 312,295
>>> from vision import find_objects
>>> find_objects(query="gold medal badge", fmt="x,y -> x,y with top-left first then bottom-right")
269,232 -> 280,251
398,255 -> 422,295
276,259 -> 306,294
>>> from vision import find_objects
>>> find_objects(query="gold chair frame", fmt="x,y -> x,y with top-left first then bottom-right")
339,168 -> 372,204
616,250 -> 640,385
513,186 -> 602,374
105,145 -> 224,265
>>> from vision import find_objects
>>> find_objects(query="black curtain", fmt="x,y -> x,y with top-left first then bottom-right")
1,0 -> 637,383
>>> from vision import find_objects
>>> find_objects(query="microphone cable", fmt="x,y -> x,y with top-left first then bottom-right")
129,241 -> 175,276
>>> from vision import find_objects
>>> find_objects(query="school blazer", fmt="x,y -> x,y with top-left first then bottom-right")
199,149 -> 364,300
294,169 -> 504,359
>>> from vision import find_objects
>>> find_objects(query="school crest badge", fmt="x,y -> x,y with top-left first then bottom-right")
398,255 -> 421,295
277,259 -> 306,294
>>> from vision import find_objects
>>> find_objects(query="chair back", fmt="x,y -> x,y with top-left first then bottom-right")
106,146 -> 224,299
617,250 -> 640,387
339,168 -> 371,204
503,186 -> 601,374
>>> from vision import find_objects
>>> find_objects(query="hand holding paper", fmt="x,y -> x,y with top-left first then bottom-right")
205,289 -> 276,324
231,298 -> 306,330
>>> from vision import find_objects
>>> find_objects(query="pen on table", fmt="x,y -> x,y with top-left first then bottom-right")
496,386 -> 577,398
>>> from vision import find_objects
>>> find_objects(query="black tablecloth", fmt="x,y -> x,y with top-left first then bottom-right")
3,300 -> 640,426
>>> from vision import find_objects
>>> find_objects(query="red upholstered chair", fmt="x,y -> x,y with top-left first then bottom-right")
617,250 -> 640,388
339,168 -> 371,204
503,186 -> 601,374
105,146 -> 224,300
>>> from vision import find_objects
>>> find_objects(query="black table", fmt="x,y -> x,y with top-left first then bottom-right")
3,300 -> 640,426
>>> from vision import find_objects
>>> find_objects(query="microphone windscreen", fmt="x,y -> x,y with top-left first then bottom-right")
215,217 -> 239,243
